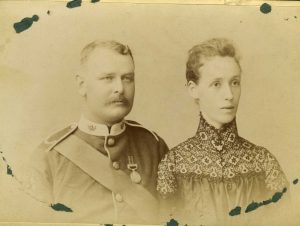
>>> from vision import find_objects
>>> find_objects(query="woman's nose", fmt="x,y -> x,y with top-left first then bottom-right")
223,84 -> 234,100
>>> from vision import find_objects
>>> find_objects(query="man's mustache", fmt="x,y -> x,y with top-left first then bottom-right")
106,96 -> 130,106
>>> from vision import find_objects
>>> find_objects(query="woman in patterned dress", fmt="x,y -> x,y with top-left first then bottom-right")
157,38 -> 289,225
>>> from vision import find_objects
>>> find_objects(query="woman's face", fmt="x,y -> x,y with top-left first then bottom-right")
188,56 -> 241,129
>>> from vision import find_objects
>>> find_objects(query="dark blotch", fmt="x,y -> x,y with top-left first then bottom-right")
66,0 -> 82,9
13,15 -> 39,33
245,202 -> 260,213
167,219 -> 179,226
50,203 -> 73,212
104,225 -> 113,226
293,179 -> 298,185
91,0 -> 100,3
7,165 -> 14,177
2,156 -> 6,161
262,199 -> 272,205
272,192 -> 283,203
229,206 -> 241,216
260,3 -> 272,14
47,10 -> 51,15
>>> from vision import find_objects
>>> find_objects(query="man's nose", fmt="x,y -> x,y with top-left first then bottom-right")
113,78 -> 124,94
223,84 -> 234,100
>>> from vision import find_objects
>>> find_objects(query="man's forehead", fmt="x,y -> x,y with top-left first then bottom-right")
80,48 -> 134,75
87,47 -> 126,61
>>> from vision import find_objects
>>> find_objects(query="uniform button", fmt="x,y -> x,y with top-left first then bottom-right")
107,137 -> 115,146
70,124 -> 77,129
115,193 -> 123,202
112,161 -> 120,170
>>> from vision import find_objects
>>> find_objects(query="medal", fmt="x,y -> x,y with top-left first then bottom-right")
130,170 -> 142,184
127,156 -> 142,184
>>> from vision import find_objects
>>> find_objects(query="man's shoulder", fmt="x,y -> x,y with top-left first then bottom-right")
36,123 -> 78,153
125,120 -> 160,142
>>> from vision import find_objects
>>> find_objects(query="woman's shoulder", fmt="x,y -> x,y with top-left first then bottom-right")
238,136 -> 268,153
168,137 -> 200,160
171,136 -> 198,152
237,136 -> 280,163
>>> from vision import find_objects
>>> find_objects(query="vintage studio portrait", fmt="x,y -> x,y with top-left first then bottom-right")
0,1 -> 299,226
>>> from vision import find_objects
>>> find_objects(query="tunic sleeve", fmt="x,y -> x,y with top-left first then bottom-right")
22,143 -> 56,204
157,149 -> 177,197
263,149 -> 289,191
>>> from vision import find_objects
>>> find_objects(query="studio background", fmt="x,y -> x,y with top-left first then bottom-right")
0,1 -> 299,223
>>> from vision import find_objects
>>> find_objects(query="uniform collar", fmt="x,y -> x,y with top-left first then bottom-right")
78,115 -> 126,136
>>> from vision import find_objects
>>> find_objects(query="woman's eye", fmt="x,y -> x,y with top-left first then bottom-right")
213,82 -> 221,87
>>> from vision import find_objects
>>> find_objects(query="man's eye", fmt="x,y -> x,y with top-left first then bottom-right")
100,76 -> 113,80
232,80 -> 240,86
123,76 -> 134,82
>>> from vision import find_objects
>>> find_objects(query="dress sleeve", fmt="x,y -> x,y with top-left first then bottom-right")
156,149 -> 177,197
263,149 -> 289,191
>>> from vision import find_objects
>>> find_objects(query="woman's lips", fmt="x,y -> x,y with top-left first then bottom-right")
221,106 -> 234,109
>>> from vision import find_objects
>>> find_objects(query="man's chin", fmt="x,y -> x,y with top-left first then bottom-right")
105,109 -> 131,124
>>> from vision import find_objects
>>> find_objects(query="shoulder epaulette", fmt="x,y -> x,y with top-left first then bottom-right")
124,120 -> 159,142
42,123 -> 78,152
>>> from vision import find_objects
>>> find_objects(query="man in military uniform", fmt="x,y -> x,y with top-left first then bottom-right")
25,40 -> 168,224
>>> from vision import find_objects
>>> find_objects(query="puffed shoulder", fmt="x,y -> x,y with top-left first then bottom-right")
125,120 -> 159,142
238,136 -> 269,154
37,123 -> 78,152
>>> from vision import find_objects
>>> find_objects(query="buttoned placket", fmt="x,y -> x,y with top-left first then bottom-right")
104,135 -> 126,222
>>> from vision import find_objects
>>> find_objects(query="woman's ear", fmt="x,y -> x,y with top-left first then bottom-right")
76,74 -> 87,97
187,80 -> 199,100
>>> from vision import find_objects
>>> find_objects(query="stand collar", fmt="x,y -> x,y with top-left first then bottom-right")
196,112 -> 238,152
78,115 -> 126,136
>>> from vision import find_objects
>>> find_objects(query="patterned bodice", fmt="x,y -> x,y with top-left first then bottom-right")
157,114 -> 288,219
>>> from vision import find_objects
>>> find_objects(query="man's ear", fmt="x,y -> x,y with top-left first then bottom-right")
76,74 -> 87,97
187,80 -> 199,100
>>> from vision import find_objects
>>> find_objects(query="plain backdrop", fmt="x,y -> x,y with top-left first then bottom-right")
0,1 -> 300,224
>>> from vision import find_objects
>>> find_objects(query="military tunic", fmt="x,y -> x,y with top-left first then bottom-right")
25,117 -> 168,224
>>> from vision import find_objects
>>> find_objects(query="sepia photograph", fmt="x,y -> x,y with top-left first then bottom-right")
0,1 -> 300,225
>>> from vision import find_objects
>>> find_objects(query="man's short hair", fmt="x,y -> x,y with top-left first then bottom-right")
80,40 -> 134,66
186,38 -> 240,83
